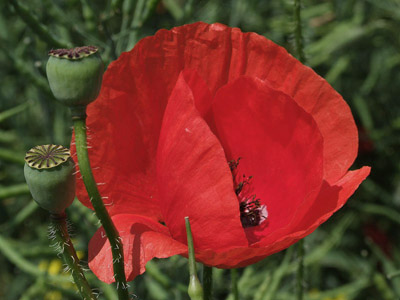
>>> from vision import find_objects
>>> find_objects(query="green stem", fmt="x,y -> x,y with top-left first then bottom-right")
0,101 -> 30,123
0,183 -> 30,199
116,0 -> 134,55
0,233 -> 117,300
20,278 -> 46,300
0,40 -> 53,97
0,148 -> 25,165
388,270 -> 400,279
264,247 -> 294,300
294,0 -> 305,64
202,265 -> 213,300
0,201 -> 38,234
231,269 -> 239,300
296,239 -> 305,300
50,213 -> 95,300
162,0 -> 184,20
183,0 -> 194,21
0,130 -> 18,144
0,234 -> 70,283
145,260 -> 187,292
185,217 -> 197,277
294,1 -> 306,299
73,116 -> 130,300
185,217 -> 204,300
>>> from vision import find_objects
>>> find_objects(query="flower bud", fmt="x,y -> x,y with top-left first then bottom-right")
188,275 -> 204,300
185,217 -> 204,300
24,145 -> 76,214
46,46 -> 104,109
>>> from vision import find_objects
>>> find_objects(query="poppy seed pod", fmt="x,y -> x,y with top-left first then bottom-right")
46,46 -> 104,110
24,145 -> 76,214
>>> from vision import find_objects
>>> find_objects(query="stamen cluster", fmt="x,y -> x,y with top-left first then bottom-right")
229,158 -> 267,228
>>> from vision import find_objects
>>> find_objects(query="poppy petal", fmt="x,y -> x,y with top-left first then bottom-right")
181,69 -> 213,120
157,72 -> 248,251
212,76 -> 324,243
73,22 -> 356,216
150,22 -> 358,183
142,22 -> 357,183
295,166 -> 371,232
71,71 -> 212,221
70,50 -> 166,219
195,167 -> 370,268
70,22 -> 369,275
70,145 -> 162,220
256,166 -> 371,249
88,214 -> 187,283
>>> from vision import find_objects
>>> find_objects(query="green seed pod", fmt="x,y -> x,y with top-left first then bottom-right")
46,46 -> 104,109
24,145 -> 76,214
188,275 -> 204,300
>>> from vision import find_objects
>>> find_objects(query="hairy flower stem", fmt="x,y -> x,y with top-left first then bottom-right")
294,0 -> 306,299
50,213 -> 95,300
202,265 -> 213,300
73,116 -> 130,300
231,269 -> 239,300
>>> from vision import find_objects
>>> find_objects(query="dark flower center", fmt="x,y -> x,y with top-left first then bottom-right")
229,158 -> 268,228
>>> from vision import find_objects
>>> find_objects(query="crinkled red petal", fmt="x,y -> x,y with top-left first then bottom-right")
72,21 -> 357,216
70,22 -> 369,276
293,166 -> 371,232
88,214 -> 186,283
194,166 -> 370,268
212,76 -> 323,244
156,72 -> 248,251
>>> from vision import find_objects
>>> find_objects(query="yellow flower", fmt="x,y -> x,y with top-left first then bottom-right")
48,259 -> 63,275
323,294 -> 347,300
76,250 -> 85,260
44,291 -> 62,300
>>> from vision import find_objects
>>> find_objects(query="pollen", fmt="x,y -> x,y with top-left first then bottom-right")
229,158 -> 268,228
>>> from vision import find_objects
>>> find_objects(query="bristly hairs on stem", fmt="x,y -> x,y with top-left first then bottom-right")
73,116 -> 130,299
49,213 -> 96,300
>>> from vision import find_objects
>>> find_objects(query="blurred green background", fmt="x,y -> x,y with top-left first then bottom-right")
1,0 -> 400,299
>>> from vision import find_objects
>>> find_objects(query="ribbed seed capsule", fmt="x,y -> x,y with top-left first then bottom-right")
24,145 -> 76,214
46,46 -> 104,110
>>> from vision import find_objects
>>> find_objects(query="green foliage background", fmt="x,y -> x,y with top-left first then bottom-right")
1,0 -> 400,299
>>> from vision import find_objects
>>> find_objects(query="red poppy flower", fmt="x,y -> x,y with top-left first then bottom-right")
72,22 -> 370,283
